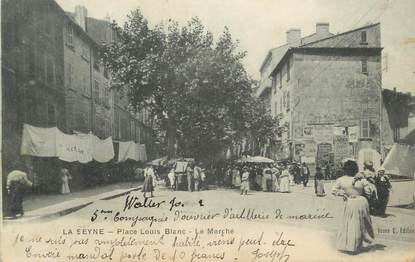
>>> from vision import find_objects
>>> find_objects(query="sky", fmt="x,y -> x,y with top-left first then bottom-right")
56,0 -> 415,93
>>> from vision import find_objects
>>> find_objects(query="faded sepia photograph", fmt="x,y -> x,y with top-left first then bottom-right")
1,0 -> 414,261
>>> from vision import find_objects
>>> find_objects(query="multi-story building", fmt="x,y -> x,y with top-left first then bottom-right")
63,7 -> 113,138
2,1 -> 155,196
257,23 -> 334,159
257,23 -> 383,172
2,0 -> 66,172
65,7 -> 154,147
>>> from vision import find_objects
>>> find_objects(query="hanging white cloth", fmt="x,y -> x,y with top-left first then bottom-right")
20,124 -> 58,157
56,131 -> 93,163
91,135 -> 115,163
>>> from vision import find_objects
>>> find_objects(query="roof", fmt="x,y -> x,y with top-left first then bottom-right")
65,12 -> 111,46
269,47 -> 382,77
400,129 -> 415,145
259,30 -> 335,73
268,23 -> 381,77
299,22 -> 380,48
64,12 -> 101,49
86,16 -> 111,44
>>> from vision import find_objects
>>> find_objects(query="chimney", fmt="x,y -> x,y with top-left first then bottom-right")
286,28 -> 301,47
316,22 -> 330,36
75,5 -> 88,31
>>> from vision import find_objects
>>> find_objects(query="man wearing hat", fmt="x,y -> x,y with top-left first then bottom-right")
373,167 -> 392,216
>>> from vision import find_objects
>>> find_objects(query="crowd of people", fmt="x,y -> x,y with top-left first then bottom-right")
222,161 -> 314,195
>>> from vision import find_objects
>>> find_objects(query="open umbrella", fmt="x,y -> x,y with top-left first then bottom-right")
238,156 -> 274,163
150,156 -> 167,166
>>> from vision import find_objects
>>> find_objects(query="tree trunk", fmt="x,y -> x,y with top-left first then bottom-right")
166,117 -> 176,159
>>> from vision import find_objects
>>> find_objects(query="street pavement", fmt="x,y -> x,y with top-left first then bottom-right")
3,182 -> 142,224
55,180 -> 414,242
2,180 -> 414,261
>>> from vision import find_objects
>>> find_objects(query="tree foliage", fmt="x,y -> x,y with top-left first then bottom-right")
103,10 -> 279,162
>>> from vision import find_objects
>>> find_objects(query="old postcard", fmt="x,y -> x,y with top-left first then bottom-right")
1,0 -> 414,261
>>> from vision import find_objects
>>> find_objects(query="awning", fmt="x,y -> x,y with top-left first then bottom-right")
382,143 -> 415,178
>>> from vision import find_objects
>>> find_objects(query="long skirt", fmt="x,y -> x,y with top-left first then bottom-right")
61,177 -> 71,194
336,196 -> 374,252
262,176 -> 268,191
234,175 -> 241,187
274,177 -> 280,192
142,175 -> 154,193
279,176 -> 290,192
315,179 -> 325,196
255,175 -> 262,189
240,181 -> 249,192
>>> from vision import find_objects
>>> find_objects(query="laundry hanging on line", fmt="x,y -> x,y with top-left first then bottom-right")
118,141 -> 147,162
20,124 -> 116,163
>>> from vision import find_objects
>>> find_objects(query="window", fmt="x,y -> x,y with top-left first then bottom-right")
114,110 -> 120,139
287,59 -> 290,81
282,91 -> 287,108
279,71 -> 282,88
44,55 -> 55,86
361,119 -> 370,138
93,50 -> 100,70
66,63 -> 74,89
286,91 -> 290,112
67,102 -> 75,129
98,84 -> 103,104
22,44 -> 35,77
393,128 -> 400,142
130,119 -> 135,141
47,104 -> 57,126
121,115 -> 129,140
104,85 -> 110,106
361,31 -> 367,44
66,24 -> 74,47
81,44 -> 89,62
93,80 -> 99,103
135,121 -> 141,143
361,60 -> 368,74
82,76 -> 90,96
25,93 -> 37,124
272,77 -> 276,94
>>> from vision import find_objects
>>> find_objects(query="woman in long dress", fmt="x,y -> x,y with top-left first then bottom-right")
332,160 -> 374,253
314,167 -> 325,196
279,165 -> 290,193
142,164 -> 155,198
233,168 -> 241,188
167,168 -> 176,190
240,167 -> 250,195
60,168 -> 71,194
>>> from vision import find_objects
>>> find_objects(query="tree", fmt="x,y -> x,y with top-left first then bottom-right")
103,10 -> 279,162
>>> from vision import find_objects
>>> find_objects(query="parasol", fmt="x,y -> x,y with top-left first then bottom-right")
237,156 -> 274,163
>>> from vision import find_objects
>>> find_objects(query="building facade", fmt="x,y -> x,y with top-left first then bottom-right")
2,1 -> 155,196
2,0 -> 66,171
258,23 -> 383,172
